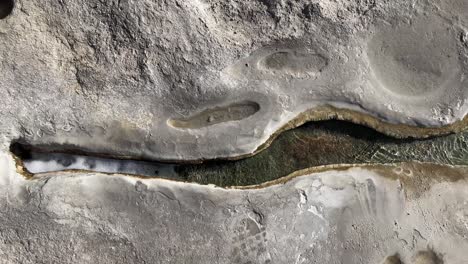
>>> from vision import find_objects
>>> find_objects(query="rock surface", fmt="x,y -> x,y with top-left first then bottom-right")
1,154 -> 467,263
1,1 -> 468,263
0,0 -> 467,160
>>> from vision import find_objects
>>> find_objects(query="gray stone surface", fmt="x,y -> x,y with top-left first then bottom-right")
1,153 -> 468,263
1,1 -> 468,263
0,0 -> 467,160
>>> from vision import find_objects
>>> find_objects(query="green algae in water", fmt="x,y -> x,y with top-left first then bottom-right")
175,121 -> 468,186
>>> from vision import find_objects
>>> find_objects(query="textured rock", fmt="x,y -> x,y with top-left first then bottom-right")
1,153 -> 468,263
1,1 -> 468,263
0,0 -> 467,160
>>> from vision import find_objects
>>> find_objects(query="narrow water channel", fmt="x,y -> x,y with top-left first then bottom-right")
11,120 -> 468,187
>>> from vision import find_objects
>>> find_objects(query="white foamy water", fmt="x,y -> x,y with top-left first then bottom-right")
23,152 -> 180,179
